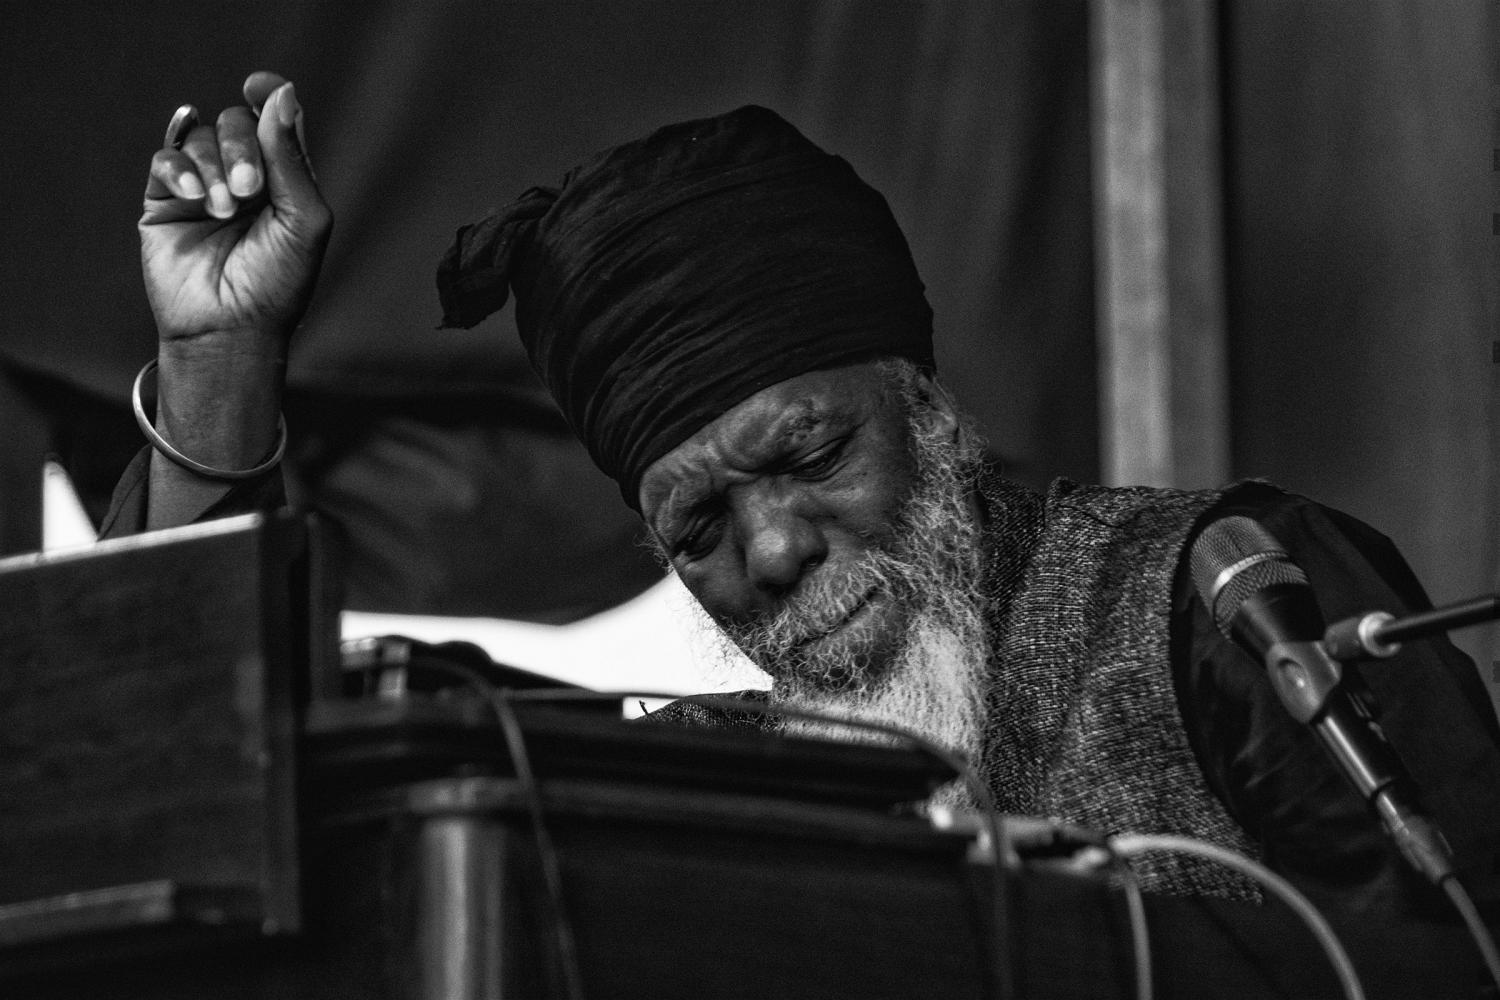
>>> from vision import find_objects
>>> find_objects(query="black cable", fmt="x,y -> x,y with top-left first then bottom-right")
1092,842 -> 1153,1000
1110,833 -> 1366,1000
690,690 -> 1013,997
415,661 -> 587,1000
506,686 -> 1018,1000
673,694 -> 1153,1000
1440,874 -> 1500,993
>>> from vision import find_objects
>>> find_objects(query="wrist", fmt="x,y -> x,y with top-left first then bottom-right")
157,326 -> 288,370
154,333 -> 289,469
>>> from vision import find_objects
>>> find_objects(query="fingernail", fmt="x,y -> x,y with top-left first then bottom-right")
179,173 -> 206,199
276,83 -> 299,129
229,162 -> 259,197
207,182 -> 235,217
294,109 -> 309,158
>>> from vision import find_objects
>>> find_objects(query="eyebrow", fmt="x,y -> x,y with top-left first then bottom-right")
652,489 -> 703,541
649,399 -> 845,538
776,408 -> 823,443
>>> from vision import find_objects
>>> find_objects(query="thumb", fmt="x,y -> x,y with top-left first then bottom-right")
243,70 -> 288,111
257,82 -> 322,221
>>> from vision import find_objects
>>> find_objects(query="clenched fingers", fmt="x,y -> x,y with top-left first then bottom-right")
217,106 -> 263,200
143,77 -> 322,234
254,82 -> 325,230
179,121 -> 238,217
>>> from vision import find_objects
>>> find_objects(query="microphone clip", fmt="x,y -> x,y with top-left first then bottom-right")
1263,640 -> 1346,724
1322,611 -> 1401,662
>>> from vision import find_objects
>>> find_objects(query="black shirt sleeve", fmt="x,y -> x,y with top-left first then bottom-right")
98,447 -> 289,539
1173,486 -> 1500,919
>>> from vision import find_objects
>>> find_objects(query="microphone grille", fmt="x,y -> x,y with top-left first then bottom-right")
1189,515 -> 1307,634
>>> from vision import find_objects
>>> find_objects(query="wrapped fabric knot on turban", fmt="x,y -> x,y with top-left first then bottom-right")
437,105 -> 934,511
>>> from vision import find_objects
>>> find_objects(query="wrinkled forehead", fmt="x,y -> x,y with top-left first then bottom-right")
637,362 -> 900,524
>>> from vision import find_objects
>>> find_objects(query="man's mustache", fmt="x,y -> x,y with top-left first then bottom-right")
721,407 -> 984,688
727,555 -> 894,653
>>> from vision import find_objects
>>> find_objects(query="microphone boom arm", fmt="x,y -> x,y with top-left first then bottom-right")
1324,593 -> 1500,662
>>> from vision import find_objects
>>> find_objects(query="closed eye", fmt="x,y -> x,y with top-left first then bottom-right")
671,509 -> 724,561
789,438 -> 847,480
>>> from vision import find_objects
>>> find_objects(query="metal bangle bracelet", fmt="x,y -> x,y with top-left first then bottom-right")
131,359 -> 287,480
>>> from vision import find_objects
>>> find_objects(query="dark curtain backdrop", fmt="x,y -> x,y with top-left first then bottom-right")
0,2 -> 1096,618
0,2 -> 1492,687
1222,0 -> 1498,677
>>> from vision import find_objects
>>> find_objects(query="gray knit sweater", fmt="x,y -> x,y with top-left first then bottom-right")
978,476 -> 1260,899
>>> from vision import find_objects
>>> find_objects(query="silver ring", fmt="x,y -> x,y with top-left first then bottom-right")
165,104 -> 199,150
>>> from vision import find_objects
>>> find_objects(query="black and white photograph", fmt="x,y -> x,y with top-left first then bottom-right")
0,2 -> 1496,997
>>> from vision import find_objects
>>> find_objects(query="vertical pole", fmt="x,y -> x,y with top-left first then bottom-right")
414,814 -> 507,1000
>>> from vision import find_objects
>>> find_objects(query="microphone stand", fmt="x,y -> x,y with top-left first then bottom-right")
1320,591 -> 1500,989
1324,592 -> 1500,661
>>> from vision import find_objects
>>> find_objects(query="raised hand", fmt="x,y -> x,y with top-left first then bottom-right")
137,72 -> 333,528
142,70 -> 331,355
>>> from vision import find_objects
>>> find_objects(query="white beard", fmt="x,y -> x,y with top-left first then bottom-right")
764,402 -> 992,810
776,613 -> 989,810
675,564 -> 991,809
669,380 -> 994,810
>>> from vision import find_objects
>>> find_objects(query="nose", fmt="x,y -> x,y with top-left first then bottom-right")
738,495 -> 826,596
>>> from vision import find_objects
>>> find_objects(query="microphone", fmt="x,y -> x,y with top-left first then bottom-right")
1189,515 -> 1456,885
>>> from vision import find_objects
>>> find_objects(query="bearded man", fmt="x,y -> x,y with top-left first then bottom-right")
111,72 -> 1500,918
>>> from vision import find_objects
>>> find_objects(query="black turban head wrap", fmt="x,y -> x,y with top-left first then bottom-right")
436,105 -> 934,512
